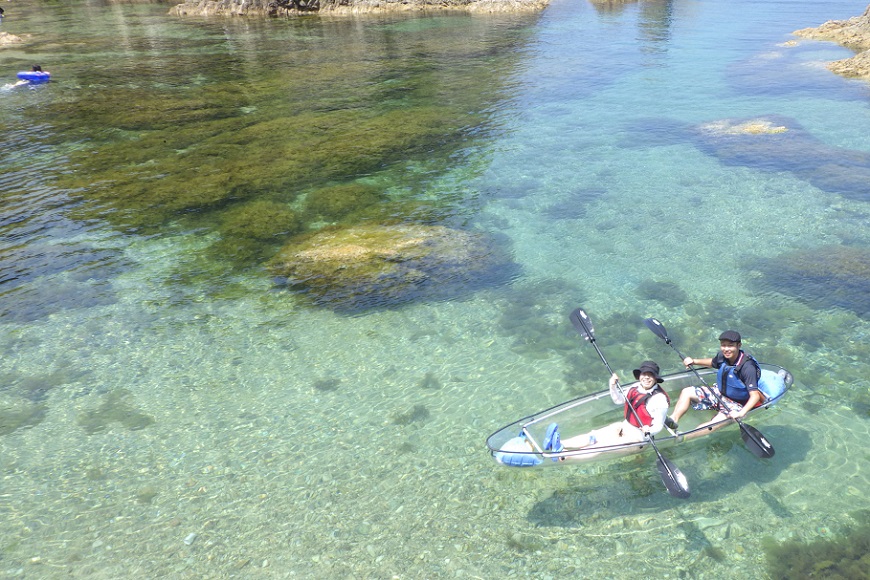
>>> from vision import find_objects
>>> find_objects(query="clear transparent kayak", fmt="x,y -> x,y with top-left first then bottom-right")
486,363 -> 793,468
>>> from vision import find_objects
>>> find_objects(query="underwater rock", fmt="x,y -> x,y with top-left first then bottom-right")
0,395 -> 46,436
697,119 -> 789,136
0,32 -> 30,47
392,404 -> 430,426
691,114 -> 870,202
268,223 -> 516,311
636,279 -> 688,307
77,389 -> 156,434
794,5 -> 870,79
748,245 -> 870,317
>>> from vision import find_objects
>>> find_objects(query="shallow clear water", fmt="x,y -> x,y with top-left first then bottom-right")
2,0 -> 870,577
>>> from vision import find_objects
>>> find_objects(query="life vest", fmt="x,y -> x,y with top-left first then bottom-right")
716,351 -> 761,404
624,385 -> 669,428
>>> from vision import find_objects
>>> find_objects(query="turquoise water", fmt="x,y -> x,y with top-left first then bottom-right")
2,0 -> 870,577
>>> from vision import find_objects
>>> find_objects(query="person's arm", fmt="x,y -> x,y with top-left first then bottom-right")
683,356 -> 713,368
730,390 -> 762,418
644,392 -> 670,435
608,373 -> 624,404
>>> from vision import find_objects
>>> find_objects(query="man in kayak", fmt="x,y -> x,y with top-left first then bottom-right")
664,330 -> 761,431
549,360 -> 670,458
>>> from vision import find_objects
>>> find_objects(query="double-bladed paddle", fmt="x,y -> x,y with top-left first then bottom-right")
643,317 -> 775,459
570,308 -> 691,499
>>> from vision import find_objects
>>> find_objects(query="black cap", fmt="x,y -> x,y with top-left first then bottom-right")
633,361 -> 664,383
719,330 -> 741,343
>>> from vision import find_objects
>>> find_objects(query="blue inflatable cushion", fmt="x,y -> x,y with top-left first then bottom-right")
759,369 -> 786,403
495,436 -> 543,467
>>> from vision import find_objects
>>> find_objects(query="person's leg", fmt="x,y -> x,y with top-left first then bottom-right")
563,421 -> 622,449
669,386 -> 699,424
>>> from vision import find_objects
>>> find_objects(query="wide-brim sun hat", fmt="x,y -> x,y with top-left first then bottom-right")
633,360 -> 663,383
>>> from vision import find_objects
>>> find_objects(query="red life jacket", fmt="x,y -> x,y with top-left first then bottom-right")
624,385 -> 670,428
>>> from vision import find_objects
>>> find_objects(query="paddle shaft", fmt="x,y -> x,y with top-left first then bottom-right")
658,334 -> 747,419
571,309 -> 689,498
644,318 -> 774,458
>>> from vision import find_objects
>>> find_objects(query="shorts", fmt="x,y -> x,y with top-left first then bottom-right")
691,384 -> 744,413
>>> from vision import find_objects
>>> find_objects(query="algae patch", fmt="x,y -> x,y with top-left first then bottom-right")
269,223 -> 516,311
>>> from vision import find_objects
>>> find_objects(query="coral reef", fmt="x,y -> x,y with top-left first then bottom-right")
268,224 -> 516,311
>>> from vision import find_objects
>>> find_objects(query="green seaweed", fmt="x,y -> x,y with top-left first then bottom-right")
392,404 -> 430,426
748,246 -> 870,317
268,223 -> 515,311
220,200 -> 303,241
636,279 -> 688,307
23,14 -> 541,312
313,378 -> 342,392
0,398 -> 47,436
304,183 -> 387,222
762,521 -> 870,579
495,279 -> 581,360
418,372 -> 441,390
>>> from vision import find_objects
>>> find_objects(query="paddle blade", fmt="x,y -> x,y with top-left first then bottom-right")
644,317 -> 670,342
569,308 -> 595,341
740,422 -> 775,458
657,455 -> 691,499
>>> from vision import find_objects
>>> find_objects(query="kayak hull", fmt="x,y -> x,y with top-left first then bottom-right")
486,363 -> 792,468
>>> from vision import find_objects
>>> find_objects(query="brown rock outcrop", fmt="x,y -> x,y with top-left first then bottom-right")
793,5 -> 870,79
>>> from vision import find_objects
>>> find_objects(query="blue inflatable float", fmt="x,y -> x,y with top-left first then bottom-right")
17,71 -> 51,83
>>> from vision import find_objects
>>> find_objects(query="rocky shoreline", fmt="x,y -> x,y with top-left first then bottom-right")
169,0 -> 549,17
793,4 -> 870,79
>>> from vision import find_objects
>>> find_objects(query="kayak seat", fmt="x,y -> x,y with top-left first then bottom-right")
758,369 -> 787,404
495,435 -> 543,467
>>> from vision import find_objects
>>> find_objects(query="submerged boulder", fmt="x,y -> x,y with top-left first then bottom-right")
0,32 -> 30,47
691,114 -> 870,202
748,245 -> 870,317
269,223 -> 516,311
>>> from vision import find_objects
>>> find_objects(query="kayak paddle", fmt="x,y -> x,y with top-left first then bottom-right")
643,317 -> 775,459
570,308 -> 691,499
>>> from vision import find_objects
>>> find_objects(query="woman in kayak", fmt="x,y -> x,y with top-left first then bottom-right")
544,360 -> 671,458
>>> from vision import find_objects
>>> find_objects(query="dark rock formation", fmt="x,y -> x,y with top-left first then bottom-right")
748,245 -> 870,317
691,115 -> 870,203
